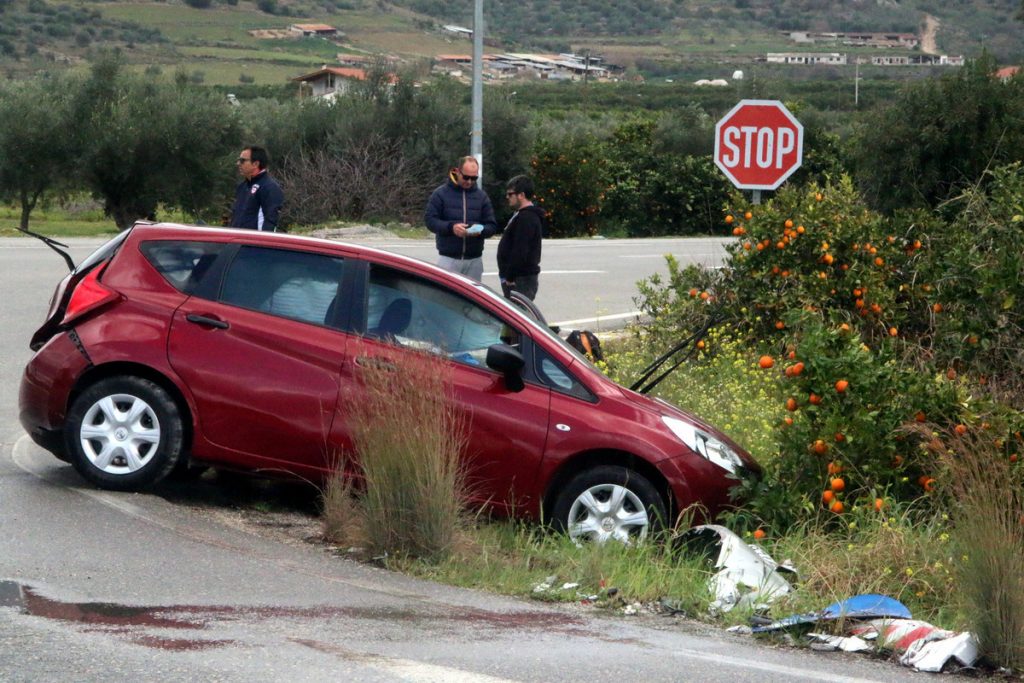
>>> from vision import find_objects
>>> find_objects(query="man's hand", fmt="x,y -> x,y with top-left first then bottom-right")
453,223 -> 468,237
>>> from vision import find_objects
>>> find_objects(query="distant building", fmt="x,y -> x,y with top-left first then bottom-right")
292,66 -> 369,99
443,25 -> 473,39
767,52 -> 847,65
781,31 -> 918,49
996,66 -> 1021,81
290,24 -> 339,37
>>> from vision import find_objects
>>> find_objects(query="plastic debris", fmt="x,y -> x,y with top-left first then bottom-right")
752,594 -> 912,633
849,619 -> 979,672
680,524 -> 796,613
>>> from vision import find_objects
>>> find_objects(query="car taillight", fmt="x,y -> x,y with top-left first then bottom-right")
61,266 -> 120,326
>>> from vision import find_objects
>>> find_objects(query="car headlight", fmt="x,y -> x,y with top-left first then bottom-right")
662,416 -> 743,474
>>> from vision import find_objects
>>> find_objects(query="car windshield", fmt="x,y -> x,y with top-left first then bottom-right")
470,282 -> 600,370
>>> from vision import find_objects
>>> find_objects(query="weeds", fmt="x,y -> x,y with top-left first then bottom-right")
943,428 -> 1024,670
323,345 -> 467,562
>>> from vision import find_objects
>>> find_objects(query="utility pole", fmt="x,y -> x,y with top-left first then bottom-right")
471,0 -> 484,178
854,58 -> 861,107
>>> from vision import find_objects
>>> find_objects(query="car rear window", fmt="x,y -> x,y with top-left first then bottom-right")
141,241 -> 227,294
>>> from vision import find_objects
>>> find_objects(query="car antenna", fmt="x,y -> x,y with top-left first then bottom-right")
629,312 -> 723,395
16,226 -> 75,272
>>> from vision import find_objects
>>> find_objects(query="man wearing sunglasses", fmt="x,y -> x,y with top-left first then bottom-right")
230,145 -> 284,232
424,156 -> 497,281
497,175 -> 545,301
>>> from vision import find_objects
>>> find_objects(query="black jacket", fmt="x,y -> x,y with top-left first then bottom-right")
424,176 -> 497,259
231,171 -> 284,231
496,204 -> 545,280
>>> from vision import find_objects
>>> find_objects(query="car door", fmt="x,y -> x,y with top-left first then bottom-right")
168,245 -> 350,474
334,262 -> 552,515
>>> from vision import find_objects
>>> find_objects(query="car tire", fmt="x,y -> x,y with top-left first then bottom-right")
65,376 -> 184,491
551,466 -> 667,544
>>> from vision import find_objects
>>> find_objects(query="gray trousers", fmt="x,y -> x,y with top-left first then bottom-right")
437,255 -> 483,282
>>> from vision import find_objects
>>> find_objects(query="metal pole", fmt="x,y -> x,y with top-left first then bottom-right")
471,0 -> 484,178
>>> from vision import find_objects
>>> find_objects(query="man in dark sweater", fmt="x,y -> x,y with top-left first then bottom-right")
497,175 -> 545,301
424,156 -> 497,281
230,146 -> 284,231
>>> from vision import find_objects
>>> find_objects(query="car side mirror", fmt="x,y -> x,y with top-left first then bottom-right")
486,343 -> 525,392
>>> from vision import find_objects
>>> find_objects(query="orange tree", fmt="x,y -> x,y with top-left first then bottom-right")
632,174 -> 1021,531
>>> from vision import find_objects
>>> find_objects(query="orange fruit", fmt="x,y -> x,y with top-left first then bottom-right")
756,242 -> 765,251
791,362 -> 805,376
759,355 -> 775,369
783,416 -> 794,426
914,410 -> 926,423
732,226 -> 742,236
823,253 -> 834,265
784,219 -> 794,229
743,242 -> 752,250
874,498 -> 884,512
700,291 -> 710,301
830,477 -> 845,492
822,490 -> 835,504
1011,454 -> 1019,463
839,323 -> 851,332
835,379 -> 849,393
797,225 -> 805,234
834,432 -> 845,442
933,303 -> 943,313
753,528 -> 766,540
787,350 -> 796,360
696,340 -> 706,350
954,424 -> 968,436
725,215 -> 734,224
815,193 -> 823,201
813,439 -> 828,455
785,397 -> 798,412
946,368 -> 957,381
827,461 -> 843,475
874,257 -> 884,266
830,500 -> 844,513
922,477 -> 936,492
889,327 -> 898,337
688,288 -> 698,297
967,335 -> 978,345
744,211 -> 753,220
809,392 -> 822,405
775,320 -> 785,330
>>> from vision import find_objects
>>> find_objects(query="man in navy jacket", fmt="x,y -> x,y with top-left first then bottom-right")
424,156 -> 497,281
230,146 -> 284,231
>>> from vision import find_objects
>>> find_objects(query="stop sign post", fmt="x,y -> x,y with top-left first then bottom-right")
714,99 -> 804,201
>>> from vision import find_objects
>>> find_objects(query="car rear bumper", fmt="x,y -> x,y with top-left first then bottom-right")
19,331 -> 88,438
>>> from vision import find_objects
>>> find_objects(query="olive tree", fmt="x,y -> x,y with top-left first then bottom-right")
0,76 -> 73,231
74,58 -> 242,229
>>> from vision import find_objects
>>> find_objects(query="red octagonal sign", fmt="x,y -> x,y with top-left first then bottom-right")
714,99 -> 804,191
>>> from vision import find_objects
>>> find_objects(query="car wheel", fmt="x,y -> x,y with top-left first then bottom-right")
65,377 -> 184,491
551,466 -> 666,544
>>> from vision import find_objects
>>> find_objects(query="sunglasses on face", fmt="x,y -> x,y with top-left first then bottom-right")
459,173 -> 479,182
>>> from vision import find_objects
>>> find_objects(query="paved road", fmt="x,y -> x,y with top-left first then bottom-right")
0,236 -> 963,681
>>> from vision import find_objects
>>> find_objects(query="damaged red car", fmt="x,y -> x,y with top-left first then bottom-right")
19,224 -> 759,542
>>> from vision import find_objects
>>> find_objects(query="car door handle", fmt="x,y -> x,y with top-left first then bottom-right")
355,356 -> 397,372
186,314 -> 229,330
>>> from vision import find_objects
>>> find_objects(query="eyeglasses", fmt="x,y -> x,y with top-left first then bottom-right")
237,157 -> 252,164
460,174 -> 479,182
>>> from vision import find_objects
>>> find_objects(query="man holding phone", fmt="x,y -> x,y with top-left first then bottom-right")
424,156 -> 497,281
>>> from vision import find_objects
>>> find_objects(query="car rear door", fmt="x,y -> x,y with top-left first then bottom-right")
168,244 -> 351,474
334,261 -> 552,515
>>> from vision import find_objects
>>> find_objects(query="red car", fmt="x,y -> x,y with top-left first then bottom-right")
19,224 -> 759,543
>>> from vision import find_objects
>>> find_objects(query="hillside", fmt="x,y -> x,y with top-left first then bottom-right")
0,0 -> 1020,84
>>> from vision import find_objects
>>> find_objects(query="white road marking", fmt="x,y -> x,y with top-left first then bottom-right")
671,647 -> 888,683
293,640 -> 519,682
482,270 -> 605,276
554,311 -> 644,327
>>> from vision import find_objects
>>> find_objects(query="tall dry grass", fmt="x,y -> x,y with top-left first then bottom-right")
943,427 -> 1024,670
324,346 -> 467,561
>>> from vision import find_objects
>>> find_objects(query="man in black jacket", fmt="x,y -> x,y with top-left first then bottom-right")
497,175 -> 545,301
424,156 -> 497,281
230,146 -> 284,231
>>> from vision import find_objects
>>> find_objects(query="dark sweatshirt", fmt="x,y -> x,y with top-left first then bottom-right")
496,204 -> 545,281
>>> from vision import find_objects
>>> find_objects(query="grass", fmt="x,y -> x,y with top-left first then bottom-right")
323,345 -> 466,561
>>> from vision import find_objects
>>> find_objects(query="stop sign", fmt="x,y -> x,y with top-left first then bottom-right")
714,99 -> 804,191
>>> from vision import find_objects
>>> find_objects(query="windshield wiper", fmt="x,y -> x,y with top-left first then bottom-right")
629,313 -> 723,395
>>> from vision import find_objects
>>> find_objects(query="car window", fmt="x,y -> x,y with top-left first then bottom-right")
220,246 -> 344,327
367,265 -> 517,367
534,346 -> 596,402
141,241 -> 227,294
